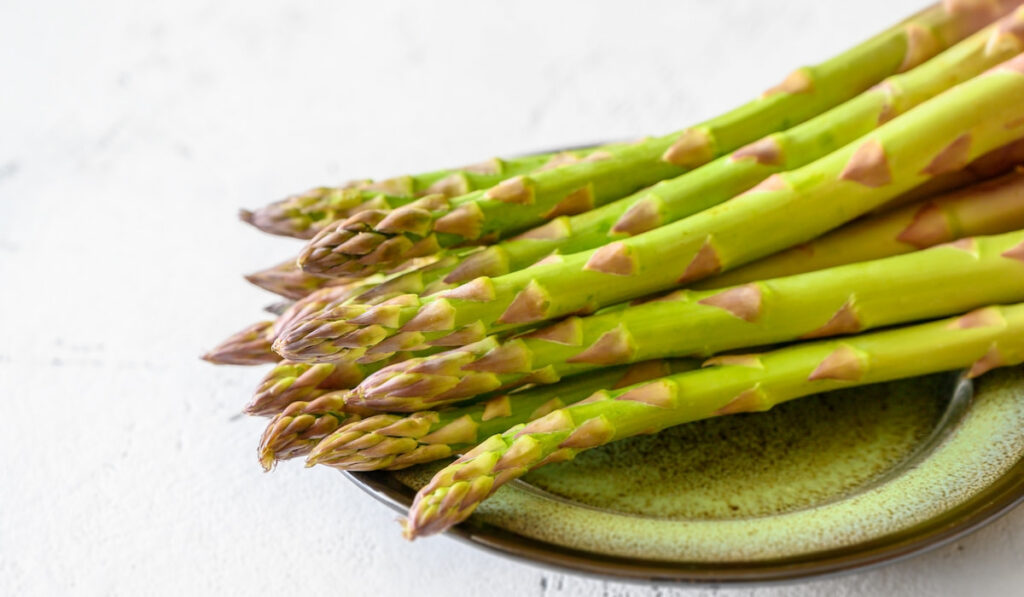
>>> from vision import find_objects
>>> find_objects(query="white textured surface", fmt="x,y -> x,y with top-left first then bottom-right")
3,1 -> 1024,595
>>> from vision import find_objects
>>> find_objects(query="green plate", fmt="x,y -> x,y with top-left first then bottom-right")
347,365 -> 1024,583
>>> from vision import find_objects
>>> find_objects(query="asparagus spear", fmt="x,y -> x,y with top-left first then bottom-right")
403,301 -> 1024,538
305,359 -> 696,471
201,321 -> 279,365
349,230 -> 1024,411
297,1 -> 1016,277
244,259 -> 361,301
240,188 -> 405,239
275,54 -> 1024,366
204,280 -> 377,366
701,166 -> 1024,287
241,151 -> 597,239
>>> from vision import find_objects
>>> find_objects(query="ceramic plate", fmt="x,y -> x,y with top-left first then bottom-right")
347,365 -> 1024,583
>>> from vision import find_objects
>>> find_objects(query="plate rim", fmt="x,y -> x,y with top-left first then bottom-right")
345,461 -> 1024,585
344,369 -> 1024,585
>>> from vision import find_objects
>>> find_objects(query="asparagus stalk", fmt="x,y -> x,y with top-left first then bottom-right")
242,151 -> 597,239
868,136 -> 1024,210
275,54 -> 1024,366
700,166 -> 1024,287
306,359 -> 696,471
240,188 -> 406,239
350,230 -> 1024,411
403,301 -> 1024,538
296,147 -> 677,277
297,1 -> 1016,277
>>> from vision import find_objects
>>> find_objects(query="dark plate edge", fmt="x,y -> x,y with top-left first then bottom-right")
345,448 -> 1024,586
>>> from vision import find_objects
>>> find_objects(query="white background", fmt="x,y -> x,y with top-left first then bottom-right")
3,1 -> 1024,595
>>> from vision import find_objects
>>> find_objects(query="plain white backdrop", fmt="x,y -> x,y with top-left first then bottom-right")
3,1 -> 1024,595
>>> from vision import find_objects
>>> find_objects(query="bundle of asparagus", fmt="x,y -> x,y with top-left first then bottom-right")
205,1 -> 1024,542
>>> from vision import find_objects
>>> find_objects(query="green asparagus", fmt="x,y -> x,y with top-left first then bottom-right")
245,259 -> 361,301
701,166 -> 1024,287
306,359 -> 696,471
201,321 -> 279,365
241,151 -> 604,239
273,136 -> 1024,309
257,391 -> 377,470
275,54 -> 1024,365
350,230 -> 1024,411
240,188 -> 404,239
403,301 -> 1024,538
246,360 -> 378,416
204,279 -> 378,366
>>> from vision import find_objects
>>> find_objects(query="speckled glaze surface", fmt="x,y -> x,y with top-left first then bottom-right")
349,366 -> 1024,583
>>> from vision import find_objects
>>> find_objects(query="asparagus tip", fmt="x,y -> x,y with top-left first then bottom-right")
258,448 -> 277,472
269,308 -> 365,362
239,205 -> 315,238
257,396 -> 353,469
400,518 -> 416,541
257,417 -> 285,471
270,336 -> 288,356
202,321 -> 278,365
